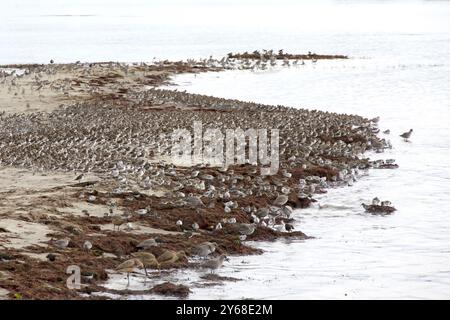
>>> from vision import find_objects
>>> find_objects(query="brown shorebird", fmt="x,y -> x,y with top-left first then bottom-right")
131,252 -> 160,276
400,129 -> 413,141
112,216 -> 124,231
115,258 -> 144,286
157,250 -> 186,265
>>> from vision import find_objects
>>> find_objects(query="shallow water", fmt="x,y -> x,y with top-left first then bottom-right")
2,0 -> 450,299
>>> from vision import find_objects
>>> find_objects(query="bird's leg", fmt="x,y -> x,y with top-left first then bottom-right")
144,266 -> 149,278
127,273 -> 130,287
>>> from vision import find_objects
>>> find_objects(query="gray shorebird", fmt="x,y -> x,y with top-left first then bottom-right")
83,240 -> 92,251
201,254 -> 228,273
136,238 -> 158,250
192,242 -> 218,259
273,194 -> 289,207
52,238 -> 70,249
400,129 -> 413,141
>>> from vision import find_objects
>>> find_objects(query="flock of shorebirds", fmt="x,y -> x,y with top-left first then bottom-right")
0,53 -> 414,289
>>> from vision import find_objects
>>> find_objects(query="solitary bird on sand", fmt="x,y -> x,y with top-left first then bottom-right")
192,242 -> 218,259
400,129 -> 413,141
201,254 -> 229,273
112,216 -> 124,231
136,238 -> 158,250
115,258 -> 144,286
131,252 -> 160,276
157,250 -> 186,265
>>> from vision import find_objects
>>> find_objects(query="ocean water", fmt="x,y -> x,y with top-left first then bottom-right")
2,0 -> 450,299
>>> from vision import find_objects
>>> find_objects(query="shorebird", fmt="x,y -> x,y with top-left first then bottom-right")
285,223 -> 294,232
400,129 -> 413,141
52,238 -> 70,249
112,216 -> 124,231
191,222 -> 200,231
201,254 -> 228,273
157,250 -> 186,265
83,240 -> 92,251
383,129 -> 390,134
273,194 -> 289,207
255,207 -> 269,219
136,238 -> 158,250
236,223 -> 256,236
192,242 -> 218,259
115,258 -> 144,286
131,252 -> 160,276
273,220 -> 285,232
372,197 -> 380,205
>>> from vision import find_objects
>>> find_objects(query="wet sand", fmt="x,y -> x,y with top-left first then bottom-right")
0,53 -> 391,299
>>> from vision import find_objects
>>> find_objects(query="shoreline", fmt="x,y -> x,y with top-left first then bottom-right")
0,53 -> 391,299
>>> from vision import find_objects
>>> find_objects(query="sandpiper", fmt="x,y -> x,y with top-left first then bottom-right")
83,240 -> 92,251
112,216 -> 124,231
273,194 -> 289,207
131,252 -> 160,276
136,238 -> 158,250
400,129 -> 413,141
201,254 -> 228,273
192,242 -> 218,259
52,238 -> 70,249
236,223 -> 256,236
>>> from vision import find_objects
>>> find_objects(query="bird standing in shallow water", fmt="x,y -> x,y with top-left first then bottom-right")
201,254 -> 228,273
115,258 -> 144,286
400,129 -> 413,141
131,252 -> 160,277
